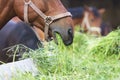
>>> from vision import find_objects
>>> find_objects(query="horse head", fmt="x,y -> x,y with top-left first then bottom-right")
81,6 -> 105,36
14,0 -> 74,46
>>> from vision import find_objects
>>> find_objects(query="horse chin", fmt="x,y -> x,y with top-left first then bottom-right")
63,39 -> 73,46
62,36 -> 73,46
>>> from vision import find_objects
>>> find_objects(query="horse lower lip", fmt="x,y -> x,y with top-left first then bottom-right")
64,40 -> 73,46
63,35 -> 73,46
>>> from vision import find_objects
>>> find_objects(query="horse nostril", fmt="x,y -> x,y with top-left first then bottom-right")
68,28 -> 73,35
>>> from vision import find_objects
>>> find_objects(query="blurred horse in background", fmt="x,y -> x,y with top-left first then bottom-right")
68,6 -> 105,36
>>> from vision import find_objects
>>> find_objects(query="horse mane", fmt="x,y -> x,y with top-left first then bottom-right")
68,7 -> 84,19
68,7 -> 101,19
90,7 -> 101,17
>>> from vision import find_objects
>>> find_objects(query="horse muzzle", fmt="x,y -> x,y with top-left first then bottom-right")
63,28 -> 73,46
52,27 -> 74,46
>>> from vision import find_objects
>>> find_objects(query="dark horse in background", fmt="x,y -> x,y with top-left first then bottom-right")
0,0 -> 74,63
68,6 -> 111,36
0,18 -> 42,63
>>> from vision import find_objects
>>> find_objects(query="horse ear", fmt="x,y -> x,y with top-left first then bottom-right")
98,8 -> 105,15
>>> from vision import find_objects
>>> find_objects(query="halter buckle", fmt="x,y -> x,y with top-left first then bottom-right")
44,16 -> 53,26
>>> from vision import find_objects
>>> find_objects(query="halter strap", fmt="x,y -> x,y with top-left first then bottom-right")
24,0 -> 72,41
81,12 -> 101,36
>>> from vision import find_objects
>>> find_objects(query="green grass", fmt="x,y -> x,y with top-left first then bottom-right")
11,29 -> 120,80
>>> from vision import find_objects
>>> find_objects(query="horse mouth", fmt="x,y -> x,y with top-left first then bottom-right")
52,31 -> 73,46
63,39 -> 73,46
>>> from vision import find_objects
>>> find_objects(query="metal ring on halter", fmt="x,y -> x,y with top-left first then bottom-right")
44,16 -> 53,26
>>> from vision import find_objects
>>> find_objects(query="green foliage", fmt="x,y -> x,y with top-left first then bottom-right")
90,30 -> 120,55
11,29 -> 120,80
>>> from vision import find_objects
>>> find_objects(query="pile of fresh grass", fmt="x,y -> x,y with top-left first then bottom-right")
22,32 -> 88,75
11,28 -> 120,80
90,29 -> 120,55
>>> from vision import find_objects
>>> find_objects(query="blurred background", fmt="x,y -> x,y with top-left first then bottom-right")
61,0 -> 120,29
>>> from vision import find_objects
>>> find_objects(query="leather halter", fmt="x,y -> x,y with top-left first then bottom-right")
24,0 -> 72,41
81,12 -> 101,36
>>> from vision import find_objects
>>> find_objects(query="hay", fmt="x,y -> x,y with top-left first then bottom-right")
90,29 -> 120,55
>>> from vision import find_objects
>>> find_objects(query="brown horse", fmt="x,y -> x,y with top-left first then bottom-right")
0,0 -> 74,46
68,6 -> 105,36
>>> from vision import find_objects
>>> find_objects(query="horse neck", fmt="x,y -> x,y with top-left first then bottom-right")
73,16 -> 84,26
0,0 -> 16,29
